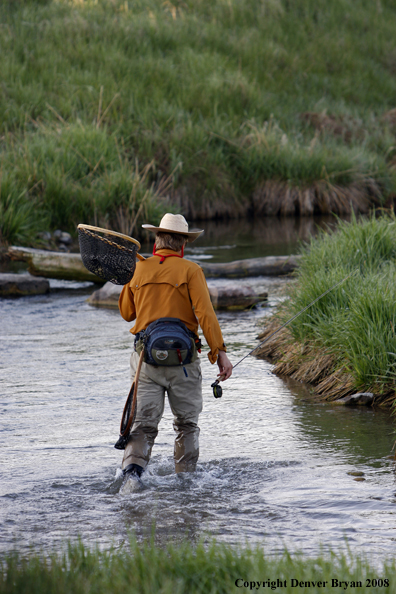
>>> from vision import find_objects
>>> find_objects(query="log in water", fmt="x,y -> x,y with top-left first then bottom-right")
200,255 -> 300,277
8,246 -> 103,283
8,246 -> 299,282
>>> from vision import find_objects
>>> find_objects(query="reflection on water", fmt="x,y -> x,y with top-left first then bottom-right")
140,215 -> 348,263
1,281 -> 395,561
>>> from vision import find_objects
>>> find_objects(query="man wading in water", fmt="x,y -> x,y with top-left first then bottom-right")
118,214 -> 233,482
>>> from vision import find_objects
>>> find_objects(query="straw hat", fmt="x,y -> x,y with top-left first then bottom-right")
142,213 -> 204,243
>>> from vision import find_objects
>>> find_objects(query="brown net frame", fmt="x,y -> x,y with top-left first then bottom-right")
78,224 -> 141,285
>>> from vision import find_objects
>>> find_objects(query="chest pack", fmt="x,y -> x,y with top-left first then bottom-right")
136,318 -> 200,367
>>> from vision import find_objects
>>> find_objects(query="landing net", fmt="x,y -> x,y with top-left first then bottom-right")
78,224 -> 141,285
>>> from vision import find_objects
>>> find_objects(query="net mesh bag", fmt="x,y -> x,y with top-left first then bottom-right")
78,225 -> 141,285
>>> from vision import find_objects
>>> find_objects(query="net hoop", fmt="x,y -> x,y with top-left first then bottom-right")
77,224 -> 141,249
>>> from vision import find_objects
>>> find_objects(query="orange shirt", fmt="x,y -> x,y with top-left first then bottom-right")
118,249 -> 226,364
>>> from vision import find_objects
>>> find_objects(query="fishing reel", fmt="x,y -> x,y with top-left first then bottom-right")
211,379 -> 223,399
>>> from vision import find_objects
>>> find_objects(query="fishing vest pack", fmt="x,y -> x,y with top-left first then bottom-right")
135,318 -> 201,369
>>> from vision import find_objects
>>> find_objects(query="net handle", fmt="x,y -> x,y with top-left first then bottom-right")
77,223 -> 145,260
120,349 -> 145,437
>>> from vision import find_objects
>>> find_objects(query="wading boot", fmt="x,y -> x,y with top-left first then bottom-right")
123,463 -> 144,485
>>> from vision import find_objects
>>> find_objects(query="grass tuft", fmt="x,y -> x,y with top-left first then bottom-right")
256,213 -> 396,403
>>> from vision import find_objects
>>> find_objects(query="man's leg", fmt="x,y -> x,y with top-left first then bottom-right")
166,359 -> 203,473
122,352 -> 167,472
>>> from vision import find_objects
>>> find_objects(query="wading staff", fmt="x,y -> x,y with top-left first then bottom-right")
211,271 -> 355,398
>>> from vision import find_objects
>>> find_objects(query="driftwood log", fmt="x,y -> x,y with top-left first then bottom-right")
8,246 -> 103,283
200,255 -> 300,277
87,281 -> 267,310
8,246 -> 299,282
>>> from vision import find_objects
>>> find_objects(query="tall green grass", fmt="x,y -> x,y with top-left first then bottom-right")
1,0 -> 396,244
282,214 -> 396,395
1,538 -> 395,594
0,123 -> 175,245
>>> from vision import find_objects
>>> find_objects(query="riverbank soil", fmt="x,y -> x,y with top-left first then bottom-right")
1,0 -> 396,246
255,214 -> 396,407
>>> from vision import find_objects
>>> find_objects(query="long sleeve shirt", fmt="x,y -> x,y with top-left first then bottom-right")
118,249 -> 226,364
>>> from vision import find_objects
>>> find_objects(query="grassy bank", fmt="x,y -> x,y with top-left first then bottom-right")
256,213 -> 396,404
1,0 -> 396,245
1,538 -> 395,594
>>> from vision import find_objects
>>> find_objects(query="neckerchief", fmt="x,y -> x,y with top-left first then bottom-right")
152,244 -> 184,264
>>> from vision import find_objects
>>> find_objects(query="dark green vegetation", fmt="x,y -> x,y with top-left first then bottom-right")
1,0 -> 396,245
1,538 -> 395,594
257,214 -> 396,403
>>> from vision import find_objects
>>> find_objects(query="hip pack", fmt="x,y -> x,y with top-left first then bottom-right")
136,318 -> 200,368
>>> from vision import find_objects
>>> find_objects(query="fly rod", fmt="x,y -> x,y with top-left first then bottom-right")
211,271 -> 355,398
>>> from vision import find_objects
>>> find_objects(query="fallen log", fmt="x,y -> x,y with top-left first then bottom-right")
8,246 -> 300,282
8,246 -> 104,283
87,281 -> 268,310
200,255 -> 300,278
0,273 -> 50,297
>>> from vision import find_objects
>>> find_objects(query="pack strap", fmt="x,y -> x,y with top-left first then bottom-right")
175,348 -> 188,377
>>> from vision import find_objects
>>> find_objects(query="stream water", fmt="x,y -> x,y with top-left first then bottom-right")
1,217 -> 395,562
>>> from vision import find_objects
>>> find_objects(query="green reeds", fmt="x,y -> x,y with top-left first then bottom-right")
1,538 -> 395,594
0,123 -> 175,245
1,0 -> 396,243
257,214 -> 396,402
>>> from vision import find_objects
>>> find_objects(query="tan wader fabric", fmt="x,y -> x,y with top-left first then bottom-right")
122,351 -> 203,473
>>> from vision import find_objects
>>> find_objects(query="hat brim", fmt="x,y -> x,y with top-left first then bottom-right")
142,224 -> 204,243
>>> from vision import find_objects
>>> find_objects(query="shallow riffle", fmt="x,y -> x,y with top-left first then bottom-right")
1,278 -> 395,561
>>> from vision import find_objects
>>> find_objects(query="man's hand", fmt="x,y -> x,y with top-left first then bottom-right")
217,350 -> 233,381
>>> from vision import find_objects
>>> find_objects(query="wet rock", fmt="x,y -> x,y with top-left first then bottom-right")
54,230 -> 72,246
0,273 -> 50,297
87,281 -> 122,308
38,231 -> 52,242
338,392 -> 374,406
347,471 -> 365,477
353,477 -> 366,482
60,233 -> 72,245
